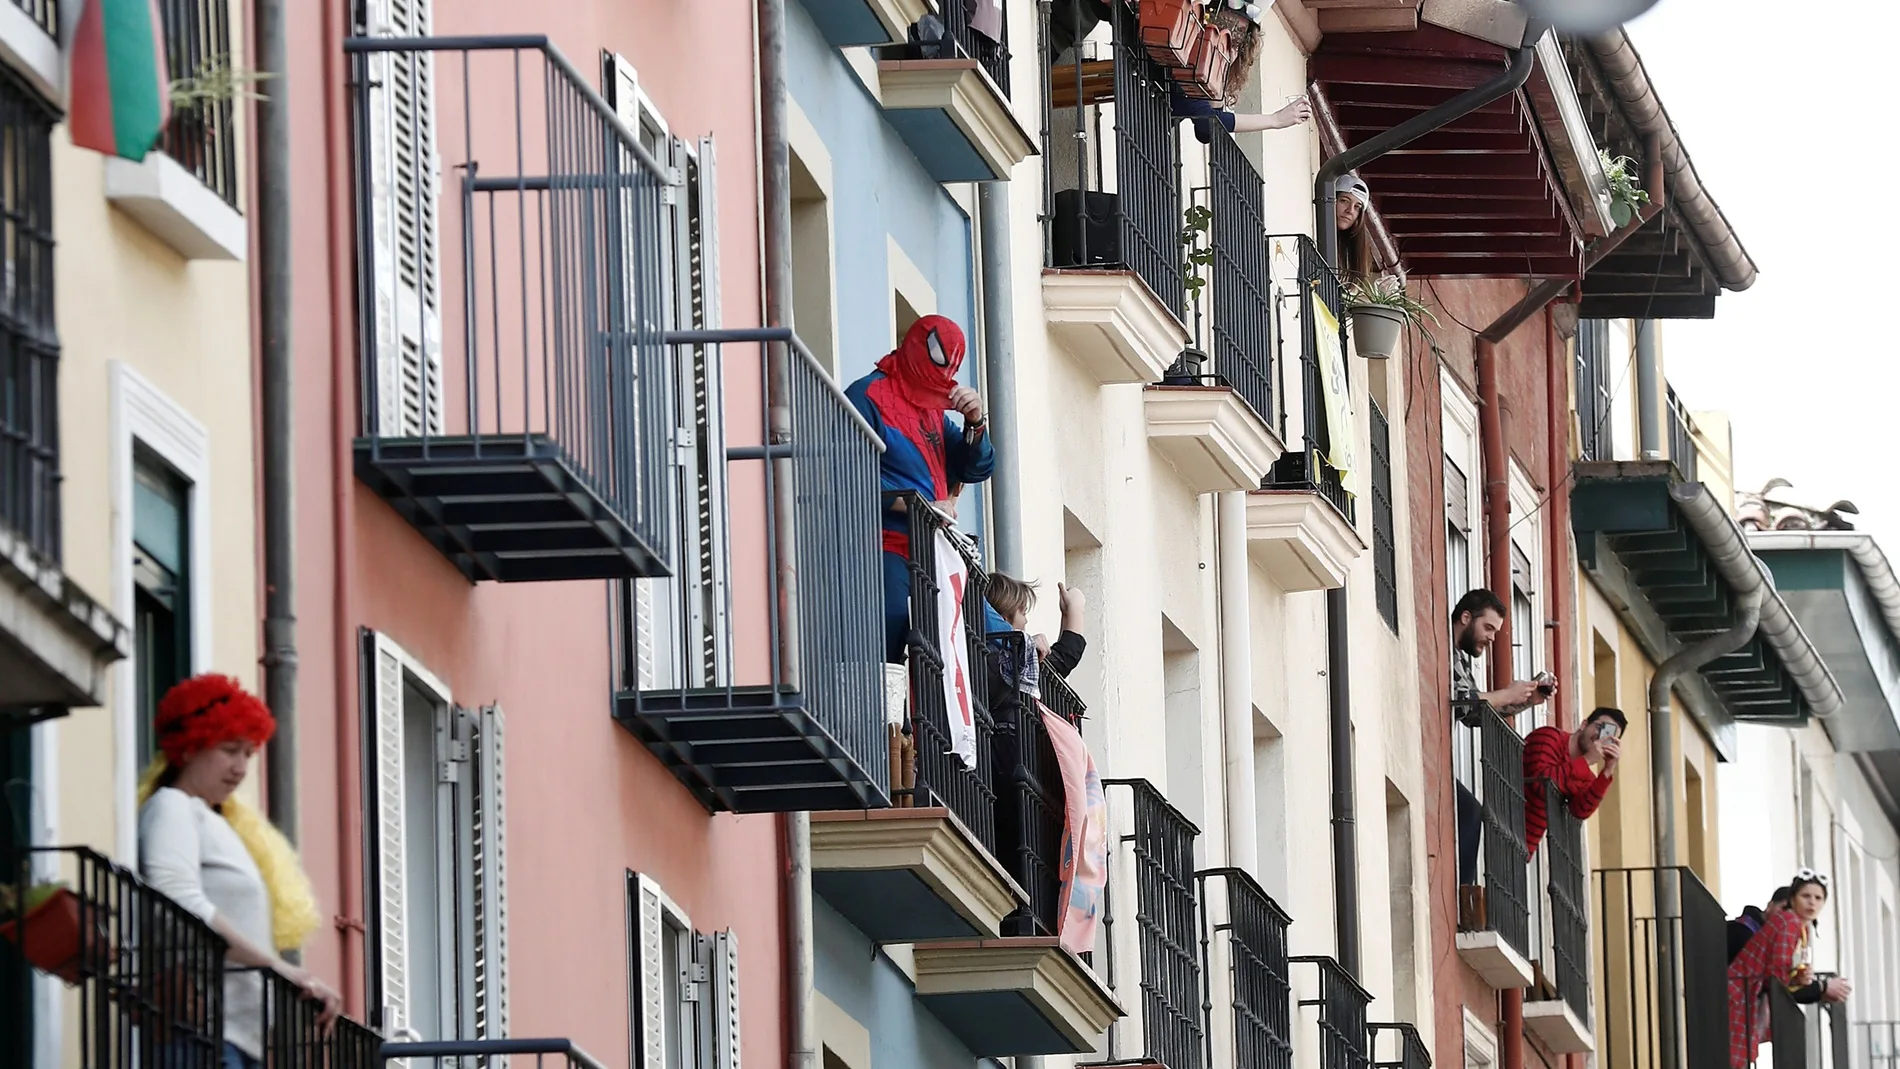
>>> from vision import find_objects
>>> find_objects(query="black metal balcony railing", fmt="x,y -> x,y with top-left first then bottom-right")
937,0 -> 1011,96
1104,778 -> 1205,1069
614,330 -> 890,814
1368,398 -> 1397,631
1765,979 -> 1852,1069
1207,126 -> 1274,432
0,70 -> 59,564
1860,1021 -> 1900,1069
247,966 -> 383,1068
1592,866 -> 1728,1069
1454,699 -> 1529,961
157,0 -> 240,206
1369,1023 -> 1431,1069
1293,955 -> 1372,1069
1665,383 -> 1697,482
901,492 -> 997,858
381,1038 -> 606,1069
1,847 -> 226,1068
9,0 -> 55,41
1264,235 -> 1353,524
1199,868 -> 1292,1069
1044,0 -> 1183,319
1575,319 -> 1611,463
1536,778 -> 1590,1021
991,634 -> 1076,938
346,37 -> 677,583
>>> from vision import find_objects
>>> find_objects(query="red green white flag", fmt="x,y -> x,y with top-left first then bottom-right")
68,0 -> 172,160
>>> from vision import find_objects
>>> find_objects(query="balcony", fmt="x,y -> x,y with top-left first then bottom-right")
1453,698 -> 1533,989
1665,383 -> 1698,483
1768,983 -> 1850,1069
1370,1023 -> 1431,1069
248,966 -> 384,1065
380,1039 -> 606,1068
1292,955 -> 1372,1069
1042,0 -> 1188,387
615,330 -> 890,814
1857,1022 -> 1900,1069
346,37 -> 678,583
0,0 -> 58,101
1098,778 -> 1206,1069
1143,383 -> 1284,495
1525,780 -> 1593,1053
911,936 -> 1121,1056
803,0 -> 932,47
813,500 -> 1024,942
1592,866 -> 1728,1069
878,0 -> 1029,183
992,636 -> 1083,940
1199,868 -> 1294,1069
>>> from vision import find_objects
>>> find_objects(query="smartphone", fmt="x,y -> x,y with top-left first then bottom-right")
1597,722 -> 1620,743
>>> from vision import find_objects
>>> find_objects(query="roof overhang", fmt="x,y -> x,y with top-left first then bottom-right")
1311,25 -> 1587,279
1748,532 -> 1900,755
1572,462 -> 1823,731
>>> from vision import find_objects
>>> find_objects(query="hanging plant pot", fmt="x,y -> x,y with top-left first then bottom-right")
1347,304 -> 1407,359
0,887 -> 97,985
1138,0 -> 1205,71
1171,23 -> 1234,101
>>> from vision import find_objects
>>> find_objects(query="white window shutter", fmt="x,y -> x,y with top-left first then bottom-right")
686,139 -> 730,690
372,636 -> 412,1038
634,874 -> 666,1069
366,0 -> 443,438
472,704 -> 510,1038
713,929 -> 740,1069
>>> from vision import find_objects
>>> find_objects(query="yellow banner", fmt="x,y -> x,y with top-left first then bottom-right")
1310,291 -> 1355,483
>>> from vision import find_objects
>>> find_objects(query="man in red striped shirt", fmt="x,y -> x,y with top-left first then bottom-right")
1522,706 -> 1625,855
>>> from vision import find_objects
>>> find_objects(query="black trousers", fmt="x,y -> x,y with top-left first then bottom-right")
1457,782 -> 1483,886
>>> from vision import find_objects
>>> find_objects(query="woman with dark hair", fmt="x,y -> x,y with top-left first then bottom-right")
1728,871 -> 1851,1068
1334,172 -> 1378,287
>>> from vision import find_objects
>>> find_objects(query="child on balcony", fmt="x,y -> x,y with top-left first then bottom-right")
985,575 -> 1088,678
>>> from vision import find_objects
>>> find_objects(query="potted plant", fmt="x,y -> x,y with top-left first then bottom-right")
1180,201 -> 1213,302
1184,0 -> 1268,102
1599,150 -> 1651,228
1138,0 -> 1205,71
1343,275 -> 1438,359
1171,21 -> 1234,101
0,879 -> 93,984
167,54 -> 275,175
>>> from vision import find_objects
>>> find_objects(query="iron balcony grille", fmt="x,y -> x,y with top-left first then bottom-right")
1292,955 -> 1372,1069
992,633 -> 1078,937
1665,383 -> 1697,482
1536,778 -> 1590,1021
1263,234 -> 1352,524
1043,0 -> 1184,319
937,0 -> 1010,96
243,966 -> 383,1068
900,492 -> 998,859
1,847 -> 227,1069
1766,984 -> 1849,1069
1453,698 -> 1529,961
1858,1022 -> 1900,1069
1104,778 -> 1205,1069
346,36 -> 678,582
1369,398 -> 1397,632
1591,866 -> 1728,1069
1207,125 -> 1275,432
1369,1023 -> 1431,1069
157,0 -> 241,207
1198,867 -> 1293,1069
614,329 -> 889,814
1575,319 -> 1611,462
0,67 -> 58,563
380,1038 -> 607,1068
9,0 -> 52,36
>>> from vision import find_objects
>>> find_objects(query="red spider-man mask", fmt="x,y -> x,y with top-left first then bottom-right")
874,316 -> 966,412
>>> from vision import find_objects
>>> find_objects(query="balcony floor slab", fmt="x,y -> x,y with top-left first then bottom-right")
811,808 -> 1024,942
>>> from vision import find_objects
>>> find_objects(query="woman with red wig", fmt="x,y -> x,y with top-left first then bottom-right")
138,674 -> 338,1068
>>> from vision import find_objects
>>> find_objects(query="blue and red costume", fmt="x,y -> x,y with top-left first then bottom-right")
846,316 -> 999,662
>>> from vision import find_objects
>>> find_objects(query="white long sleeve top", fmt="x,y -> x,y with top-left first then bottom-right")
139,786 -> 273,1059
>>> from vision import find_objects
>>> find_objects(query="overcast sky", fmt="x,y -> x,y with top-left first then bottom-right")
1616,0 -> 1898,541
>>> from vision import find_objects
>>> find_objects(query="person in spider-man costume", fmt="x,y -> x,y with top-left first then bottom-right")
846,315 -> 1002,662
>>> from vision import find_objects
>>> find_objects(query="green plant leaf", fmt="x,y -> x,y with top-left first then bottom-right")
1610,201 -> 1632,227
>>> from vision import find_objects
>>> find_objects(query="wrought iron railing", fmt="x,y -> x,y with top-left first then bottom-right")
346,37 -> 677,572
1453,699 -> 1529,961
1592,866 -> 1728,1069
938,0 -> 1010,95
901,492 -> 997,857
157,0 -> 241,206
1105,778 -> 1204,1069
1666,383 -> 1697,482
1293,955 -> 1372,1069
1859,1021 -> 1900,1069
1576,319 -> 1612,462
9,0 -> 54,40
1264,234 -> 1352,523
1536,778 -> 1590,1021
0,71 -> 59,564
245,966 -> 383,1068
380,1038 -> 607,1068
1199,868 -> 1292,1069
1044,0 -> 1184,319
1,847 -> 226,1068
1208,126 -> 1274,432
992,634 -> 1070,937
1369,1023 -> 1431,1069
1369,398 -> 1397,631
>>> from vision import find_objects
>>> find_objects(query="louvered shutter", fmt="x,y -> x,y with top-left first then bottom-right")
684,139 -> 730,689
471,704 -> 510,1038
371,635 -> 413,1038
366,0 -> 443,437
712,930 -> 740,1069
1444,457 -> 1469,533
1510,543 -> 1533,597
633,873 -> 667,1069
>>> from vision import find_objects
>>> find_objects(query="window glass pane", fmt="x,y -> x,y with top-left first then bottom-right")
132,450 -> 191,760
133,460 -> 187,574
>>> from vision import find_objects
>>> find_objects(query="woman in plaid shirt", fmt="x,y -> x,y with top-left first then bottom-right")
1727,873 -> 1850,1067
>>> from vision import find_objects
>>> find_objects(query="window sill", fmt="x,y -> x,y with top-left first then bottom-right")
0,4 -> 58,105
105,152 -> 247,261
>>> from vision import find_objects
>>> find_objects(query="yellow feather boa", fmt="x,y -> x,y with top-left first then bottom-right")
138,757 -> 321,952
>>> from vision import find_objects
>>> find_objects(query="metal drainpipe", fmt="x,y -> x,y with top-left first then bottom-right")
756,0 -> 815,1065
255,0 -> 297,855
1312,34 -> 1541,981
979,182 -> 1024,575
1635,320 -> 1661,458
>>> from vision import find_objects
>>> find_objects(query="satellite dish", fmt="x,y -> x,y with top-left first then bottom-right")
1516,0 -> 1663,33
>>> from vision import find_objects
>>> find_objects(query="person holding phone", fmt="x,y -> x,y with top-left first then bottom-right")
1521,706 -> 1626,855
